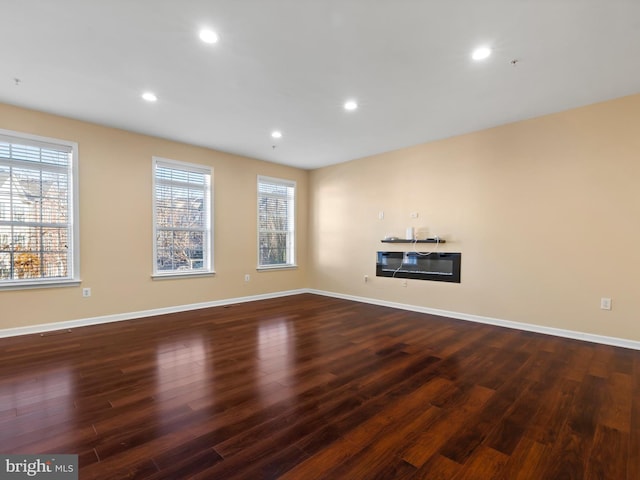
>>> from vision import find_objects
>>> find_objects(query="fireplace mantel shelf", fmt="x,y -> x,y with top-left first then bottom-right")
381,238 -> 446,244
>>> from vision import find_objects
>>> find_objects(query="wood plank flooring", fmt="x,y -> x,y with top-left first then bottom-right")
0,293 -> 638,479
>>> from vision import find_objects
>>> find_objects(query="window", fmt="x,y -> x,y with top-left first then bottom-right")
153,157 -> 212,276
257,176 -> 296,268
0,129 -> 79,288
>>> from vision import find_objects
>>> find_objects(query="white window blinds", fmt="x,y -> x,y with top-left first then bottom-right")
0,130 -> 78,287
153,157 -> 212,276
257,176 -> 296,268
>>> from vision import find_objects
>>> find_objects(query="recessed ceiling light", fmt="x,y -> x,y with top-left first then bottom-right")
141,92 -> 157,102
271,131 -> 282,139
472,46 -> 492,61
199,29 -> 219,44
344,100 -> 358,111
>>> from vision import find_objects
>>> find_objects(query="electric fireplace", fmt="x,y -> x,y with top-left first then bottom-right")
376,251 -> 461,283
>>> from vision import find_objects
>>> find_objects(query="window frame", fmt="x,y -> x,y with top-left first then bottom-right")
257,175 -> 296,270
0,128 -> 80,290
152,157 -> 213,278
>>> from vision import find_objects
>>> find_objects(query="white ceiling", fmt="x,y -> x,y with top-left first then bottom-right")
2,1 -> 639,170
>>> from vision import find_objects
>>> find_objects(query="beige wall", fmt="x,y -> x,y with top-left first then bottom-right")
0,103 -> 308,329
309,94 -> 640,342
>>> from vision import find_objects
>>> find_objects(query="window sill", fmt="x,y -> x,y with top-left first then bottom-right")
0,279 -> 81,291
256,265 -> 298,272
152,271 -> 216,280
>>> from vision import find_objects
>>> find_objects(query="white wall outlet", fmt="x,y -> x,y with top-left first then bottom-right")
402,279 -> 408,287
410,212 -> 419,218
600,297 -> 612,310
244,274 -> 251,282
364,274 -> 369,283
378,211 -> 384,220
82,288 -> 91,298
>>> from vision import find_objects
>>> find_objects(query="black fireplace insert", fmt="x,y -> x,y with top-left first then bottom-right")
376,251 -> 461,283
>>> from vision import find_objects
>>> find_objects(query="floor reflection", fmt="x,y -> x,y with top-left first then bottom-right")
155,336 -> 208,394
154,336 -> 210,432
257,319 -> 293,403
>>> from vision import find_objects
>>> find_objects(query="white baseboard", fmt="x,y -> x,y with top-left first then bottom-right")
308,289 -> 640,351
0,289 -> 307,339
3,288 -> 639,351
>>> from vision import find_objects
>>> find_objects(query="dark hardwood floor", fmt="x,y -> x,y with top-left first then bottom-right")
1,293 -> 638,479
